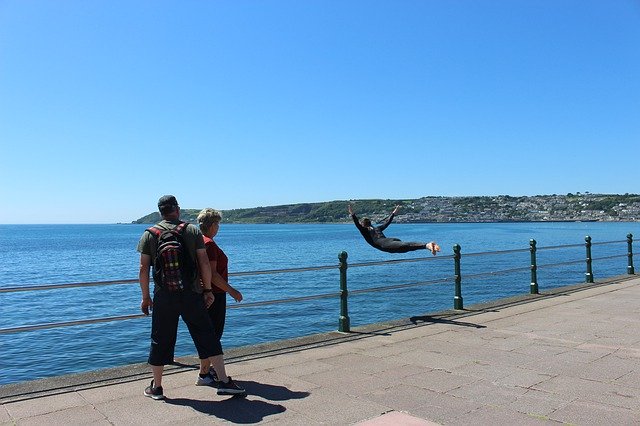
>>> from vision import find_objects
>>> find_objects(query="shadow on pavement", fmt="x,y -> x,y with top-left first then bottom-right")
409,315 -> 486,328
166,396 -> 286,423
165,380 -> 309,423
242,380 -> 310,401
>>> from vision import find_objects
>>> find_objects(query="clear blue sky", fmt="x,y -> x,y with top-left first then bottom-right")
1,1 -> 639,224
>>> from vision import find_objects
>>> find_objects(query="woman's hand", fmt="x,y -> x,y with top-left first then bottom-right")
229,287 -> 243,302
348,204 -> 354,215
392,205 -> 400,215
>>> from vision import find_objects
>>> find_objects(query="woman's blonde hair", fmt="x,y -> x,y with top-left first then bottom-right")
197,208 -> 222,233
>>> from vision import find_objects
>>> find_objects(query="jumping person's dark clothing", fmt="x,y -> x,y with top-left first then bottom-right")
351,212 -> 427,253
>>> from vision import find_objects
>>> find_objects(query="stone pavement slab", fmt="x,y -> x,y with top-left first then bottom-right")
2,276 -> 640,425
355,411 -> 439,425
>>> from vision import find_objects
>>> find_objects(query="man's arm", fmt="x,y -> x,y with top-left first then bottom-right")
196,248 -> 215,307
196,248 -> 212,288
139,254 -> 153,315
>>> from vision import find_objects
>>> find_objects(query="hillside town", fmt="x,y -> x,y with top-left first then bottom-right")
135,194 -> 640,224
393,194 -> 640,223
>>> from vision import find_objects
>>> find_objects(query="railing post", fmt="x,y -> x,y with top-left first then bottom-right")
628,233 -> 635,275
338,251 -> 350,332
453,244 -> 463,309
585,236 -> 594,283
530,239 -> 539,294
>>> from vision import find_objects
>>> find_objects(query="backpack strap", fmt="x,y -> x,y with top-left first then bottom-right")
146,222 -> 187,238
174,222 -> 187,234
146,226 -> 162,238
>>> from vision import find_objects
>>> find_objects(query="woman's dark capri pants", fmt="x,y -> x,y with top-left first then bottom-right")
207,291 -> 227,339
148,288 -> 222,366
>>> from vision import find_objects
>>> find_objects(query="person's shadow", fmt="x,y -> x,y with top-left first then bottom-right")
242,380 -> 310,401
409,315 -> 486,328
165,380 -> 310,423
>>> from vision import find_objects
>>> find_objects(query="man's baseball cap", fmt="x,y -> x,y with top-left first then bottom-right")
158,195 -> 178,208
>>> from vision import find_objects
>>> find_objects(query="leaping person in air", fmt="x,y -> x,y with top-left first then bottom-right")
348,204 -> 441,255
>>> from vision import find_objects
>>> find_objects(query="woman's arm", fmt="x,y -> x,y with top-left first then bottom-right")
209,260 -> 243,302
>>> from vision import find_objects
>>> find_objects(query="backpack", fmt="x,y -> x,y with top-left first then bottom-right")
146,222 -> 196,291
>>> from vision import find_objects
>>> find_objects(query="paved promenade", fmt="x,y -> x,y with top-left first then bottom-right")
2,276 -> 640,425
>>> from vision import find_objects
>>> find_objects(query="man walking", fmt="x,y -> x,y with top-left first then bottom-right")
137,195 -> 245,399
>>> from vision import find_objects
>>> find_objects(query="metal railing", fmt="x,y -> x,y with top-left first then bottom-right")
0,234 -> 636,335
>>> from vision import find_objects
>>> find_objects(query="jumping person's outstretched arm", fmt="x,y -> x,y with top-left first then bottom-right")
378,205 -> 400,232
348,204 -> 365,232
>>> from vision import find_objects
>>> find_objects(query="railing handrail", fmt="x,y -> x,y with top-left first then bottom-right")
591,240 -> 628,246
0,314 -> 147,334
1,235 -> 636,335
0,279 -> 139,293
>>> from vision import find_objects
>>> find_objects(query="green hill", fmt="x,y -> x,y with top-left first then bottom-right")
132,194 -> 640,224
132,199 -> 409,224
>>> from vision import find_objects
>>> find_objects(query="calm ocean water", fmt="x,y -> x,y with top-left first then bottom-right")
1,222 -> 638,385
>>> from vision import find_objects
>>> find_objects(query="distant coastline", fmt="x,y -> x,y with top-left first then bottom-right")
132,193 -> 640,224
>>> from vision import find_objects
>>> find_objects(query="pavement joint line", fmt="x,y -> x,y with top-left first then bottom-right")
495,329 -> 583,346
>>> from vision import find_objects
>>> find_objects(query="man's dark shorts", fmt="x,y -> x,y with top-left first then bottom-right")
148,288 -> 222,366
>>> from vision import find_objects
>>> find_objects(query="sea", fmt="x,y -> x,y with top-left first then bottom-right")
1,222 -> 638,385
